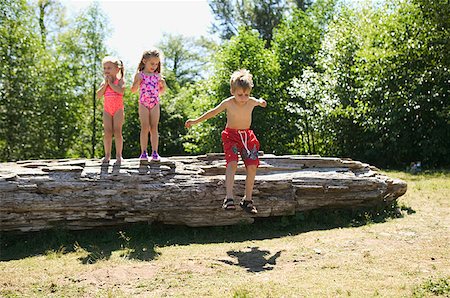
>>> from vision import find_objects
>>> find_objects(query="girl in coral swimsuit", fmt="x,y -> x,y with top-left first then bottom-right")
130,48 -> 166,162
96,56 -> 125,165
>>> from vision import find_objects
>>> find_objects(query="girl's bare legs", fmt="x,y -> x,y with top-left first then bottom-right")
225,161 -> 238,198
149,103 -> 160,154
102,112 -> 113,162
138,104 -> 150,155
244,165 -> 257,201
113,109 -> 124,164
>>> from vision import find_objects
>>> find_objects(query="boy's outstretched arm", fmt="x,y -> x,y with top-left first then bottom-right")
251,96 -> 267,108
185,100 -> 227,128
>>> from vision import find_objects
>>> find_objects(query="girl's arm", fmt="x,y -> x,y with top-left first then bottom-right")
250,96 -> 267,108
107,77 -> 125,94
96,80 -> 107,98
185,99 -> 228,128
159,77 -> 166,95
130,73 -> 142,93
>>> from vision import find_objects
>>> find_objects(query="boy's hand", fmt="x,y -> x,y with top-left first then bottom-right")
185,119 -> 195,128
259,98 -> 267,107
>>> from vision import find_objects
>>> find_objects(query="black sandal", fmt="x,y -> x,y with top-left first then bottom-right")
222,198 -> 236,210
240,198 -> 258,214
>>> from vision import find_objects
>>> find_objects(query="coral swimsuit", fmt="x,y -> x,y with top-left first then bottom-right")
139,72 -> 160,109
103,79 -> 124,116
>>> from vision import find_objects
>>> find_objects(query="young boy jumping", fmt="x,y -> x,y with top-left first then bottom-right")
185,69 -> 267,214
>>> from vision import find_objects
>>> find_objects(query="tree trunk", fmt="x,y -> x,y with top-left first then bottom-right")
0,154 -> 407,232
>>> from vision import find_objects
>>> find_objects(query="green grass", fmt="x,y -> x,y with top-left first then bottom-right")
0,201 -> 408,263
1,170 -> 449,297
413,277 -> 450,297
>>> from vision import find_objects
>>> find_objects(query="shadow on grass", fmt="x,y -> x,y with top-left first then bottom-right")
0,201 -> 414,263
219,247 -> 283,272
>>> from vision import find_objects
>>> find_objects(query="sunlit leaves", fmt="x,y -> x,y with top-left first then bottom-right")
0,0 -> 108,161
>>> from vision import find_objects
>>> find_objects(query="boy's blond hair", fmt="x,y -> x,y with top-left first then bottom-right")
230,69 -> 254,92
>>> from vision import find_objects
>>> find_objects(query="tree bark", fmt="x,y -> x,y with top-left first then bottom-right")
0,154 -> 407,232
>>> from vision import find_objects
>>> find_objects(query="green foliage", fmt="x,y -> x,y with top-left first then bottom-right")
183,27 -> 283,154
0,0 -> 44,160
233,288 -> 251,298
285,0 -> 450,167
74,3 -> 109,158
1,0 -> 448,167
413,277 -> 450,297
159,102 -> 188,156
209,0 -> 285,44
287,68 -> 337,154
177,79 -> 221,154
330,0 -> 450,167
209,0 -> 313,45
0,0 -> 108,161
272,2 -> 332,154
120,89 -> 139,158
272,8 -> 322,82
157,33 -> 212,90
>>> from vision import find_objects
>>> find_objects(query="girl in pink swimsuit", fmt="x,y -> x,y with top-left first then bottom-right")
96,56 -> 125,165
130,48 -> 166,162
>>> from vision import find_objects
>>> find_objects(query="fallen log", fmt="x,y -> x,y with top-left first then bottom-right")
0,154 -> 407,232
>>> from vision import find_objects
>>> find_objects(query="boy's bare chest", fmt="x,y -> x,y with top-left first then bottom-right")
227,102 -> 254,115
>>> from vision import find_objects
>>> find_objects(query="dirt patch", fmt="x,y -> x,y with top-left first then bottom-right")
75,263 -> 157,288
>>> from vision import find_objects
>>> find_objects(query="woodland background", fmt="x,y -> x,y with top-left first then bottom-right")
1,0 -> 449,168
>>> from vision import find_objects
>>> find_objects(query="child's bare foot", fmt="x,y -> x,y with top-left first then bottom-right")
101,156 -> 110,164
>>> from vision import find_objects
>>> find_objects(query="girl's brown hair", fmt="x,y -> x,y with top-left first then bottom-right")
137,48 -> 163,73
102,56 -> 124,79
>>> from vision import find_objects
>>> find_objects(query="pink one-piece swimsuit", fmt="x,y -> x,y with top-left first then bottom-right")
139,72 -> 160,109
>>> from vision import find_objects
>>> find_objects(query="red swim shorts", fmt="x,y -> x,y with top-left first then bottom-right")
221,127 -> 260,167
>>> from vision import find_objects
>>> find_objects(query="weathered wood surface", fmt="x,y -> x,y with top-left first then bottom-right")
0,154 -> 407,232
